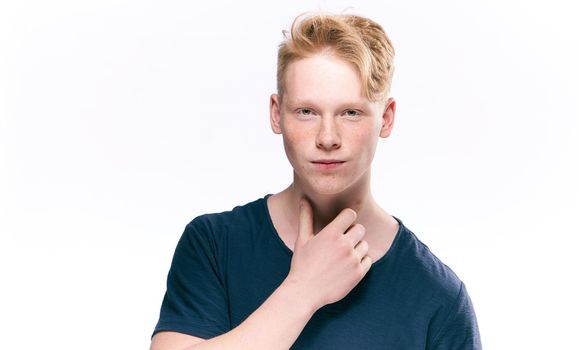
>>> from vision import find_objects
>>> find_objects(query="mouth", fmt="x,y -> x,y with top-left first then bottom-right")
311,160 -> 346,170
312,159 -> 345,164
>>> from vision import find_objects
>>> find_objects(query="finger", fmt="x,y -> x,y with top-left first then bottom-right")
296,197 -> 315,248
323,208 -> 357,237
353,239 -> 369,261
360,255 -> 373,274
344,223 -> 366,247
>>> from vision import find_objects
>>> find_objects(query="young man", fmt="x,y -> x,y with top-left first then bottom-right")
151,13 -> 481,350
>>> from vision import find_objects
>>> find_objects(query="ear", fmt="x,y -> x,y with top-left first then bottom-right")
270,93 -> 283,134
379,97 -> 396,138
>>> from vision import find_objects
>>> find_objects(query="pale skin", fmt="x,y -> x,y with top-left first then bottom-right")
150,52 -> 398,350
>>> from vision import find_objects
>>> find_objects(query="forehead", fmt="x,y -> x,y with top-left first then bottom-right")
283,54 -> 367,107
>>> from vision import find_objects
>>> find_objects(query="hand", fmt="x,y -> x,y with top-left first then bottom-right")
285,197 -> 373,311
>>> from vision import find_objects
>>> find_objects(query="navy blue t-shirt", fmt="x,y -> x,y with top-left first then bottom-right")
154,194 -> 481,349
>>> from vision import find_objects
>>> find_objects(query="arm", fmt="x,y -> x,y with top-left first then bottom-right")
151,199 -> 372,350
151,277 -> 316,350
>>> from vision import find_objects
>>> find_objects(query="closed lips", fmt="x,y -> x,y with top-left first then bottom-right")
312,160 -> 345,164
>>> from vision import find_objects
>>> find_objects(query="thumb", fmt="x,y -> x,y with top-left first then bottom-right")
296,197 -> 315,249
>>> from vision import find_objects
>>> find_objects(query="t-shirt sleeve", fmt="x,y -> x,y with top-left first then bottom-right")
429,282 -> 482,350
153,218 -> 230,339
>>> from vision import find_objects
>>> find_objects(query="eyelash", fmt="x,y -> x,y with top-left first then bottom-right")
297,108 -> 313,116
297,108 -> 361,118
344,110 -> 361,118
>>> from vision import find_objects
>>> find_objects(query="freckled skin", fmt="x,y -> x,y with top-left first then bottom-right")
270,53 -> 394,197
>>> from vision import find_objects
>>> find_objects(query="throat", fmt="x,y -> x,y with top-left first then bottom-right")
266,191 -> 399,259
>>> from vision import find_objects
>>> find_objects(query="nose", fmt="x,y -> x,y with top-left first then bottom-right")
316,116 -> 341,151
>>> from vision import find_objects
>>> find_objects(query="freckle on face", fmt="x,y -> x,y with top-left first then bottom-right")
278,54 -> 382,195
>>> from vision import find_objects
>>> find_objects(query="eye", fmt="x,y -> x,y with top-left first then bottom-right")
344,109 -> 361,118
297,108 -> 313,116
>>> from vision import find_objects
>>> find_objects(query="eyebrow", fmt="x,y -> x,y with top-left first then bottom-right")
286,98 -> 370,109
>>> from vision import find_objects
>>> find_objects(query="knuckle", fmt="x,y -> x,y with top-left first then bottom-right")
355,263 -> 365,277
338,240 -> 351,255
347,253 -> 359,267
360,258 -> 371,273
355,224 -> 366,235
359,240 -> 368,250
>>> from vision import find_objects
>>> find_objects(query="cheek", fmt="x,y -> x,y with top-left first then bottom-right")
281,124 -> 310,152
353,128 -> 380,160
281,131 -> 306,164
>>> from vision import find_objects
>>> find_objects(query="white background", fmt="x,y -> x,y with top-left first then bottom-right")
1,0 -> 578,349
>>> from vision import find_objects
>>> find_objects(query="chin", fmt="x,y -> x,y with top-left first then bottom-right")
294,169 -> 361,196
307,180 -> 352,196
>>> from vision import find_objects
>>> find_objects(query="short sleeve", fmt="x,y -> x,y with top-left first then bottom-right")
153,218 -> 230,339
429,283 -> 482,350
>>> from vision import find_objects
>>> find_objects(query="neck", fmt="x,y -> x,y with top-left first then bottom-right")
282,171 -> 382,235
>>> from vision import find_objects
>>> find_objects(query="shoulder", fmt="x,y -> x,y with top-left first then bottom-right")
394,220 -> 464,303
182,194 -> 270,242
392,220 -> 481,348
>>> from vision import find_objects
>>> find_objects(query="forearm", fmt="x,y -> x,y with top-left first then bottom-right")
188,278 -> 317,350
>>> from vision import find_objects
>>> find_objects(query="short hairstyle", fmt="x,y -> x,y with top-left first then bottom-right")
276,12 -> 395,103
